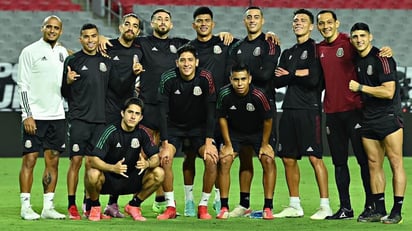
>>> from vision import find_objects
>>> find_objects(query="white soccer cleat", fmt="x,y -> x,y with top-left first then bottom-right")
228,205 -> 252,218
310,206 -> 332,220
21,206 -> 40,220
273,206 -> 304,218
41,207 -> 66,219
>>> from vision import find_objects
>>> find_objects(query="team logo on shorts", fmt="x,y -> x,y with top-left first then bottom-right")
170,45 -> 177,53
59,53 -> 65,62
336,48 -> 344,57
253,47 -> 261,56
131,138 -> 140,148
367,65 -> 373,75
246,103 -> 255,111
99,62 -> 107,72
193,86 -> 202,96
278,143 -> 282,152
325,126 -> 330,135
24,140 -> 32,149
300,50 -> 308,60
72,144 -> 80,152
213,45 -> 222,54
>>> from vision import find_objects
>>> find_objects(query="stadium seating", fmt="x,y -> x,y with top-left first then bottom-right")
0,0 -> 82,11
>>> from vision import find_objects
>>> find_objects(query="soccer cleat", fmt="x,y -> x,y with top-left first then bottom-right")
310,206 -> 333,220
357,206 -> 373,222
184,200 -> 196,217
325,207 -> 354,220
68,205 -> 81,220
357,208 -> 386,222
104,203 -> 125,218
228,205 -> 252,218
157,206 -> 177,220
216,207 -> 229,219
124,204 -> 146,221
41,207 -> 66,219
263,208 -> 274,220
152,201 -> 167,214
88,206 -> 102,221
381,213 -> 403,224
213,200 -> 221,215
273,206 -> 304,218
197,205 -> 212,220
21,206 -> 40,220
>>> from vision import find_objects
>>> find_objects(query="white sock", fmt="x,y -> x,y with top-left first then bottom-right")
320,198 -> 330,208
20,193 -> 31,208
199,192 -> 211,206
214,188 -> 220,202
43,192 -> 55,210
184,185 -> 194,201
164,191 -> 175,207
290,197 -> 302,209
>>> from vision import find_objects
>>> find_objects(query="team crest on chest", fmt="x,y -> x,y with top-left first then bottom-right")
213,45 -> 222,54
367,65 -> 373,75
253,47 -> 261,56
246,103 -> 255,111
59,53 -> 64,62
193,86 -> 202,96
336,48 -> 344,57
300,50 -> 308,60
170,45 -> 177,53
99,62 -> 107,72
131,138 -> 140,148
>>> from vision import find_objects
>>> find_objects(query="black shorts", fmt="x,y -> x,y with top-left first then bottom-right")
101,169 -> 143,195
67,119 -> 105,157
168,126 -> 207,155
141,103 -> 160,131
325,110 -> 367,166
230,131 -> 274,156
361,114 -> 403,140
22,119 -> 66,155
277,109 -> 323,159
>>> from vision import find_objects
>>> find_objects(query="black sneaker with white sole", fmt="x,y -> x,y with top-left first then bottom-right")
326,207 -> 354,220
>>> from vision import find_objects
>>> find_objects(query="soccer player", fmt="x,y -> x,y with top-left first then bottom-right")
157,44 -> 218,220
273,9 -> 332,220
227,6 -> 280,217
316,10 -> 392,220
348,22 -> 406,224
17,15 -> 68,220
216,64 -> 276,220
84,97 -> 164,221
103,13 -> 144,218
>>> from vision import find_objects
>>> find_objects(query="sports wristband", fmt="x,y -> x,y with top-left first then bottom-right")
358,84 -> 363,92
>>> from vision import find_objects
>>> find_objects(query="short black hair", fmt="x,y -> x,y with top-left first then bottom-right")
294,9 -> 314,24
244,6 -> 263,17
193,6 -> 213,19
151,8 -> 171,20
316,10 -> 337,22
122,97 -> 144,113
177,44 -> 198,58
231,63 -> 250,75
122,13 -> 140,24
350,22 -> 370,33
80,23 -> 98,35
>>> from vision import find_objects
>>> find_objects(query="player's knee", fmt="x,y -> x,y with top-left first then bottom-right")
86,168 -> 101,184
151,167 -> 165,184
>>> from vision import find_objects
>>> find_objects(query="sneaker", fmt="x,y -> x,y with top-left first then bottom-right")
104,203 -> 125,218
21,206 -> 40,220
124,204 -> 146,221
381,213 -> 403,224
198,205 -> 212,220
152,201 -> 167,214
310,206 -> 333,220
184,200 -> 196,217
273,206 -> 304,218
157,206 -> 177,220
41,207 -> 66,219
88,206 -> 102,221
213,200 -> 221,214
325,207 -> 354,220
216,207 -> 229,219
229,205 -> 252,218
68,205 -> 81,220
357,208 -> 386,222
263,208 -> 274,220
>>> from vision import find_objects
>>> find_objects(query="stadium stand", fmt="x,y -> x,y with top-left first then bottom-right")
0,0 -> 82,11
